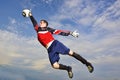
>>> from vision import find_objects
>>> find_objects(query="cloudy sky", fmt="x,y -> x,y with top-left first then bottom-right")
0,0 -> 120,80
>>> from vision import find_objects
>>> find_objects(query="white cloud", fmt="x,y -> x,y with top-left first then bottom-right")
93,0 -> 120,31
31,59 -> 49,70
63,0 -> 82,9
93,54 -> 120,64
0,27 -> 48,70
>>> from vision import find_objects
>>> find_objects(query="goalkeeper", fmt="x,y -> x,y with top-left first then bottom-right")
22,9 -> 94,78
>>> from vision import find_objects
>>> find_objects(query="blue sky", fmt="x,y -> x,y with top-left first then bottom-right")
0,0 -> 120,80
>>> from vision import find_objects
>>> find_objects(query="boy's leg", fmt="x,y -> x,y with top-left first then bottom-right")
47,40 -> 73,78
69,51 -> 94,73
52,62 -> 73,78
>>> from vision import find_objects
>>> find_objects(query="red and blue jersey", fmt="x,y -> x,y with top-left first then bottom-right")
30,16 -> 70,48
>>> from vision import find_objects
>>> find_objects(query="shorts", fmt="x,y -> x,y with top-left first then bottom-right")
47,40 -> 70,65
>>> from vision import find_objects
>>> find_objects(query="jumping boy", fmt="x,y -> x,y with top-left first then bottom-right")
22,9 -> 94,78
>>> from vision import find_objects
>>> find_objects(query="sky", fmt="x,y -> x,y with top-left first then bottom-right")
0,0 -> 120,80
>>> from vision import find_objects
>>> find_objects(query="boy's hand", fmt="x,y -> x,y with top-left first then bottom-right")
22,9 -> 32,17
70,30 -> 79,38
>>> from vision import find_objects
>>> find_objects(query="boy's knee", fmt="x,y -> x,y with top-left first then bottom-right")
52,62 -> 59,69
69,50 -> 74,56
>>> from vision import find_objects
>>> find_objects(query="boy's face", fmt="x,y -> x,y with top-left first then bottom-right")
40,21 -> 47,27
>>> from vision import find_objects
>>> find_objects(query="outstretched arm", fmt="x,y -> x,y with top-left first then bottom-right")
48,27 -> 70,36
22,9 -> 39,32
29,15 -> 39,32
48,27 -> 79,37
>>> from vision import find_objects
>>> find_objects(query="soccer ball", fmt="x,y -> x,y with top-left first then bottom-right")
22,9 -> 31,17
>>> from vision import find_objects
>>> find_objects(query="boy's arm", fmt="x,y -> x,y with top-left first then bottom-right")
54,29 -> 71,36
29,14 -> 39,32
48,27 -> 79,37
48,27 -> 70,36
22,9 -> 39,32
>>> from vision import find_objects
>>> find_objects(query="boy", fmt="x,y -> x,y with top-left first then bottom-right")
23,9 -> 94,78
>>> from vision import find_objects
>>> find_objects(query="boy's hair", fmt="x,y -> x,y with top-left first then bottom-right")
41,19 -> 48,27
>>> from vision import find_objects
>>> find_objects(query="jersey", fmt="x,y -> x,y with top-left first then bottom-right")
30,16 -> 71,48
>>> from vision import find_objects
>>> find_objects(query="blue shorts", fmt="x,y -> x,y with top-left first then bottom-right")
47,40 -> 70,65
